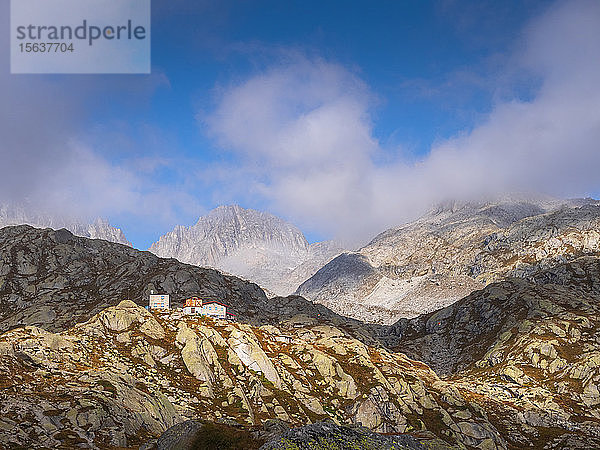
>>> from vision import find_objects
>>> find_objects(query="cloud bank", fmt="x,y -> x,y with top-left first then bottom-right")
2,0 -> 599,248
0,0 -> 194,229
205,0 -> 600,244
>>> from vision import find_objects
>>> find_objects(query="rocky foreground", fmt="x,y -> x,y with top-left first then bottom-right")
4,254 -> 600,449
3,225 -> 600,448
0,300 -> 496,448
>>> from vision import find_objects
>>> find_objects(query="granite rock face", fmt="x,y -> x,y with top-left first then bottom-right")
368,257 -> 600,448
297,197 -> 600,324
149,205 -> 344,296
156,420 -> 203,450
259,421 -> 450,450
379,257 -> 600,373
0,302 -> 505,449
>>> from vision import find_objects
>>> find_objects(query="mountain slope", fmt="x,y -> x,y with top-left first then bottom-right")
2,225 -> 600,448
4,259 -> 600,448
149,205 -> 343,296
297,197 -> 600,324
0,203 -> 131,246
369,256 -> 600,448
378,257 -> 600,373
0,225 -> 350,334
0,300 -> 505,449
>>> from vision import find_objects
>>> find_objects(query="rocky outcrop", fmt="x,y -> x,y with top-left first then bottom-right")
149,205 -> 344,296
228,328 -> 282,388
379,257 -> 600,374
0,325 -> 181,448
156,420 -> 203,450
367,257 -> 600,448
175,322 -> 223,397
0,301 -> 508,449
297,197 -> 600,324
3,255 -> 600,448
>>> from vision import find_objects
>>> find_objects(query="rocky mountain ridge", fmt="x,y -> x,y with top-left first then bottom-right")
4,256 -> 600,448
0,203 -> 131,246
370,256 -> 600,448
149,205 -> 344,296
0,225 -> 361,336
297,197 -> 600,324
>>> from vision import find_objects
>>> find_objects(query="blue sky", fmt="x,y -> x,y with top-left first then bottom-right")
2,0 -> 600,249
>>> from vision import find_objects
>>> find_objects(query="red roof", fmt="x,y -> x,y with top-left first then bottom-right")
184,297 -> 203,307
202,300 -> 228,308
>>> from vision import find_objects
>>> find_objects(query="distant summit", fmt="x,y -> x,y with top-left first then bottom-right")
297,196 -> 600,324
0,202 -> 131,246
149,205 -> 344,296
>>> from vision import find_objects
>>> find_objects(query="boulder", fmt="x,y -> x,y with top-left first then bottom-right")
228,329 -> 282,388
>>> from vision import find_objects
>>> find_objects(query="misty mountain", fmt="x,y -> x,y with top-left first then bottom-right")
296,196 -> 600,324
148,205 -> 344,296
0,203 -> 131,246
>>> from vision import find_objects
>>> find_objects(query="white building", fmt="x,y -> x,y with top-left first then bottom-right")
149,293 -> 170,310
201,301 -> 227,319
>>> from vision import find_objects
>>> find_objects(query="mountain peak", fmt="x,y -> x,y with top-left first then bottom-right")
207,204 -> 244,216
149,205 -> 343,296
205,204 -> 291,224
297,196 -> 600,324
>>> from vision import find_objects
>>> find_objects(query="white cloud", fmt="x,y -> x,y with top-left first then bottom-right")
205,0 -> 600,245
3,0 -> 599,247
204,57 -> 387,242
0,0 -> 190,230
424,0 -> 600,197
